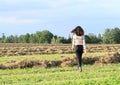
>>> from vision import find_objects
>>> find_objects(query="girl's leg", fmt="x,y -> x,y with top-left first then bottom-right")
76,52 -> 83,67
75,45 -> 83,72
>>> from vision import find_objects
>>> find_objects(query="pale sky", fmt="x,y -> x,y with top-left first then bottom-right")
0,0 -> 120,37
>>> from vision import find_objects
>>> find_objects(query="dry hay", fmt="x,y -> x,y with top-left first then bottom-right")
98,52 -> 120,64
0,52 -> 120,69
1,44 -> 120,56
60,56 -> 77,67
0,59 -> 62,69
83,57 -> 99,65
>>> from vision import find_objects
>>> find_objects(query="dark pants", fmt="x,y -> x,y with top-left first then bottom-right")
75,45 -> 83,67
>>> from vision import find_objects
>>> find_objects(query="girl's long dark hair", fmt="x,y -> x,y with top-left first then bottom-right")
71,26 -> 84,36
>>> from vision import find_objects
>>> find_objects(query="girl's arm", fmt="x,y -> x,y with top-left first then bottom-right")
83,35 -> 86,53
72,34 -> 75,49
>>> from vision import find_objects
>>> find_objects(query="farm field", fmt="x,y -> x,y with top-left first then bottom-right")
0,61 -> 120,85
0,43 -> 120,56
0,43 -> 120,85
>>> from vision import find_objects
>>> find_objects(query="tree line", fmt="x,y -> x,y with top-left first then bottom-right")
85,27 -> 120,44
0,27 -> 120,44
0,30 -> 71,44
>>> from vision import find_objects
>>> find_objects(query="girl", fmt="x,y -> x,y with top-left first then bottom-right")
71,26 -> 86,72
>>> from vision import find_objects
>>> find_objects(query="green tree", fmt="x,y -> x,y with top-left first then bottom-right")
29,34 -> 37,43
35,31 -> 42,43
25,33 -> 30,43
97,34 -> 103,43
67,34 -> 72,43
56,37 -> 64,43
40,30 -> 53,43
103,28 -> 120,44
18,35 -> 26,43
103,29 -> 111,43
6,35 -> 14,43
1,33 -> 6,43
51,36 -> 56,44
0,38 -> 2,43
14,35 -> 19,43
85,35 -> 91,43
86,33 -> 99,43
111,27 -> 120,43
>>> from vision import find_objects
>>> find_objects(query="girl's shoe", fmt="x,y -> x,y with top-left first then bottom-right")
78,67 -> 82,72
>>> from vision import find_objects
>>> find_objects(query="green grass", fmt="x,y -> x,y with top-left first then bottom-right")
0,54 -> 73,64
0,64 -> 120,85
0,53 -> 120,85
0,52 -> 107,64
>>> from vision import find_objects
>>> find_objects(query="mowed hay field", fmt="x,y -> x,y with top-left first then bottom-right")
0,43 -> 120,56
0,43 -> 120,85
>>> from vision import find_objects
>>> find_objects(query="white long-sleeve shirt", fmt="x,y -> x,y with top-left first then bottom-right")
72,34 -> 86,50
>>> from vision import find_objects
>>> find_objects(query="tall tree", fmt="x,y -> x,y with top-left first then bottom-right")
111,27 -> 120,43
103,29 -> 111,43
6,35 -> 14,43
25,33 -> 30,43
103,28 -> 120,44
29,34 -> 37,43
35,31 -> 42,43
56,37 -> 64,43
97,34 -> 103,43
86,33 -> 99,43
1,33 -> 6,43
40,30 -> 53,43
18,35 -> 26,43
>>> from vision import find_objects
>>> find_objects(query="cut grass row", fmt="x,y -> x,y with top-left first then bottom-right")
0,53 -> 120,85
0,64 -> 120,85
0,52 -> 107,64
0,43 -> 120,56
